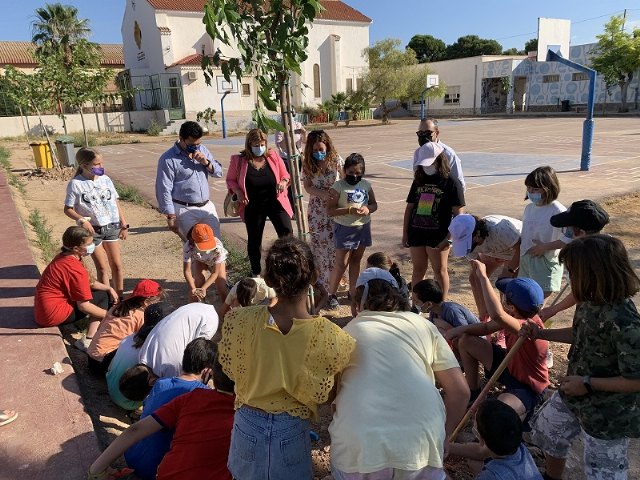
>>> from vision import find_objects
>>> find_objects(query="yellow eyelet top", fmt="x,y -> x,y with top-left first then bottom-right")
219,305 -> 355,421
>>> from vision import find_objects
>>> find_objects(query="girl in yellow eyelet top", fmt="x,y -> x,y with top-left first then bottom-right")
219,236 -> 355,480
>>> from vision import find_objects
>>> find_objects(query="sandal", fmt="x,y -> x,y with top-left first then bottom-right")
0,409 -> 18,427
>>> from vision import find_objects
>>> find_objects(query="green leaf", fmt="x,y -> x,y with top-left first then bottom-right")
258,89 -> 279,111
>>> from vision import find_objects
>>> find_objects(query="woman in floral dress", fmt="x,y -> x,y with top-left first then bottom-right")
302,130 -> 343,311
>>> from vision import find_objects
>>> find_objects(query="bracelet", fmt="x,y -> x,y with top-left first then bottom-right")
348,206 -> 353,215
167,215 -> 176,220
120,224 -> 130,230
205,160 -> 212,168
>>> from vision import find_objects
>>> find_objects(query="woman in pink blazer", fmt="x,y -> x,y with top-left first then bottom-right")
226,128 -> 294,276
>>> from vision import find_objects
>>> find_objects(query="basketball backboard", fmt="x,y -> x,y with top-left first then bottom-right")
537,18 -> 571,61
426,74 -> 439,88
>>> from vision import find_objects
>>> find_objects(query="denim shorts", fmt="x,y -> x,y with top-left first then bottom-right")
334,222 -> 372,250
92,222 -> 121,246
228,406 -> 313,480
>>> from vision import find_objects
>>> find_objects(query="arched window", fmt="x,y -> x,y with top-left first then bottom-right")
313,64 -> 321,98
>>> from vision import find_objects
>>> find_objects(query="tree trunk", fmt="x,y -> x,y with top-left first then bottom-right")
79,108 -> 89,146
619,80 -> 629,113
59,101 -> 68,134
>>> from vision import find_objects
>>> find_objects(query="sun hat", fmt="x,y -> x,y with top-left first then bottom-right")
413,142 -> 445,171
356,268 -> 399,311
550,200 -> 609,233
192,223 -> 216,251
449,214 -> 477,257
495,277 -> 544,314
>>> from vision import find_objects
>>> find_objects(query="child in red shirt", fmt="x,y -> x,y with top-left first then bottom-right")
88,350 -> 235,480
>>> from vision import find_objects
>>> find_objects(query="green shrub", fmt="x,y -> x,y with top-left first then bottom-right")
68,132 -> 98,147
113,181 -> 149,207
28,209 -> 58,264
147,120 -> 162,136
0,146 -> 25,194
221,235 -> 252,284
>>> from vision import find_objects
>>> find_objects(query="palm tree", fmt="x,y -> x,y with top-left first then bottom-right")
32,3 -> 91,68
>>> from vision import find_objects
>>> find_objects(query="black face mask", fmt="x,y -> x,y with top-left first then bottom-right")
418,132 -> 433,147
345,174 -> 362,185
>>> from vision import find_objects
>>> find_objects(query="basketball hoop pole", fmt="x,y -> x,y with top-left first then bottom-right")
546,50 -> 596,171
220,90 -> 231,138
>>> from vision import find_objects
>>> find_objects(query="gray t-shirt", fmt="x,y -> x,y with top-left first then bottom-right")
429,301 -> 479,328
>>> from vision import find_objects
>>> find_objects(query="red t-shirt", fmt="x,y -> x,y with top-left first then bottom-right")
34,253 -> 93,327
152,389 -> 235,480
506,316 -> 550,394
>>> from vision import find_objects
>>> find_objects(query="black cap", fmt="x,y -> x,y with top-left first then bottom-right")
550,200 -> 610,232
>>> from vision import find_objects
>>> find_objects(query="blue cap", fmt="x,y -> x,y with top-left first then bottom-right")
356,268 -> 399,311
495,277 -> 544,313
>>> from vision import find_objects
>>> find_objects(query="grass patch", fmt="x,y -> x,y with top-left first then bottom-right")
28,209 -> 58,264
147,120 -> 162,136
221,235 -> 251,284
0,146 -> 26,195
114,181 -> 150,207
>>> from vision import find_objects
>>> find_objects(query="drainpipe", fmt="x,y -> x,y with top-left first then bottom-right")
473,64 -> 478,115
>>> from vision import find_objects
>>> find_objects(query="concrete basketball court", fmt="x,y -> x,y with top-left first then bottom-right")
99,116 -> 640,255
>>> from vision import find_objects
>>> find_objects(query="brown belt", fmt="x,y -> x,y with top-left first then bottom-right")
172,198 -> 209,207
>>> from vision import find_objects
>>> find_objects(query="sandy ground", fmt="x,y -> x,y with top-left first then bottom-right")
4,137 -> 640,479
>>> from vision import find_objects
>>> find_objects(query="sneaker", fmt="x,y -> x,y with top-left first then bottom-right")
328,295 -> 339,310
74,335 -> 92,353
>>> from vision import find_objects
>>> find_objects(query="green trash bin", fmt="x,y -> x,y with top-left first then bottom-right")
55,136 -> 76,167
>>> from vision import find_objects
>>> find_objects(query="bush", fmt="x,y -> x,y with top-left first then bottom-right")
28,209 -> 58,264
69,132 -> 98,147
147,120 -> 162,136
114,181 -> 149,206
221,235 -> 252,284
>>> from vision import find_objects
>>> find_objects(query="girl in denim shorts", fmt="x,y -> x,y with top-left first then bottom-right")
64,148 -> 128,302
325,153 -> 378,314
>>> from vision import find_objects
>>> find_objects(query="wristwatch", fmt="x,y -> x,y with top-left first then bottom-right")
583,375 -> 594,394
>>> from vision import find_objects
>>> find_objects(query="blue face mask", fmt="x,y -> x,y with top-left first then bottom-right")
527,191 -> 544,205
561,226 -> 575,239
83,243 -> 96,256
185,144 -> 199,154
91,167 -> 105,176
312,151 -> 327,161
252,145 -> 266,157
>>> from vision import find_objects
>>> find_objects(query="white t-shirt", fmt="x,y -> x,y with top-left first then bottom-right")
65,174 -> 120,226
138,303 -> 218,378
182,237 -> 228,267
329,310 -> 460,473
469,215 -> 522,261
521,200 -> 570,259
224,277 -> 276,306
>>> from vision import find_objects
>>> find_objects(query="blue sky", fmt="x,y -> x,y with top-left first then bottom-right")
3,1 -> 639,51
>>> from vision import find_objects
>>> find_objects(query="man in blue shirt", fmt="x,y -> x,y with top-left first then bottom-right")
155,121 -> 223,241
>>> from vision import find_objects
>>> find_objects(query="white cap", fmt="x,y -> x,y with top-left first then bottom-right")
448,214 -> 476,257
413,142 -> 444,171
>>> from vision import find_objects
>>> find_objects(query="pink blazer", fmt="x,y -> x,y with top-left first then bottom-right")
226,150 -> 293,222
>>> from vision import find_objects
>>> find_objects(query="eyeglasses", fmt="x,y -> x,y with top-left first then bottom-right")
416,130 -> 436,136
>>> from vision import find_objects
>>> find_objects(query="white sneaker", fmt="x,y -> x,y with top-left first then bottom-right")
74,335 -> 91,353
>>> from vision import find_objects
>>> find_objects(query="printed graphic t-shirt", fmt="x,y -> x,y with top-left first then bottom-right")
331,178 -> 371,227
405,175 -> 465,246
65,174 -> 120,226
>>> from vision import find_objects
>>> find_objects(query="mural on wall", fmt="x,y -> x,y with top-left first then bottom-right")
481,78 -> 508,114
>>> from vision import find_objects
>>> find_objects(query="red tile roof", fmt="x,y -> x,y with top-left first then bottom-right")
167,53 -> 202,68
146,0 -> 371,23
0,41 -> 125,67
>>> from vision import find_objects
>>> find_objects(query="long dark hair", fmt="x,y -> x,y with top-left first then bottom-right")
414,151 -> 450,186
133,303 -> 164,349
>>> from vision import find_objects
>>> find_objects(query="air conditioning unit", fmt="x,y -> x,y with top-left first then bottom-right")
187,71 -> 198,81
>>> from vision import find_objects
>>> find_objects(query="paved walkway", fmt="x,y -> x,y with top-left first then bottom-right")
0,171 -> 100,480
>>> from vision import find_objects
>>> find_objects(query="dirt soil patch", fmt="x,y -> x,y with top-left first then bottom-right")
4,139 -> 639,479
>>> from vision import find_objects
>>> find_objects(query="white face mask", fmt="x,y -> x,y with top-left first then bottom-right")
82,243 -> 96,256
423,165 -> 437,175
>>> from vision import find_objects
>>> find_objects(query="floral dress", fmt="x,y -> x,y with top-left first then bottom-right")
303,157 -> 343,290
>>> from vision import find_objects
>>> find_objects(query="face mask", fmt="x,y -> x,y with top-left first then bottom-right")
185,144 -> 199,154
83,243 -> 96,256
527,191 -> 544,205
91,167 -> 105,176
561,227 -> 575,239
418,133 -> 432,147
345,174 -> 362,186
251,145 -> 266,157
422,165 -> 437,175
312,151 -> 327,161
